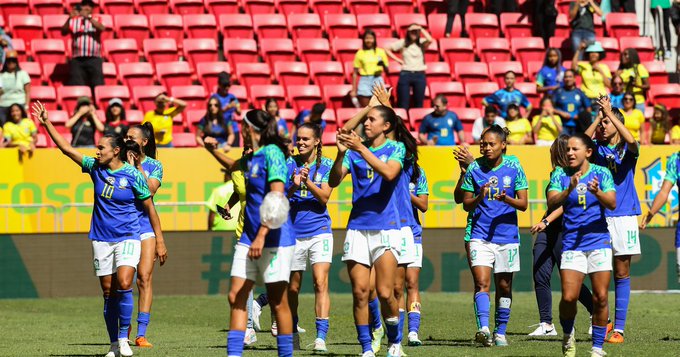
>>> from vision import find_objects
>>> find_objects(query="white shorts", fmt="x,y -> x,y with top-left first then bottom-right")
606,216 -> 641,256
394,227 -> 416,265
291,233 -> 334,271
230,243 -> 294,284
140,232 -> 155,241
342,229 -> 400,266
469,239 -> 520,273
561,248 -> 613,274
407,243 -> 423,268
92,239 -> 141,277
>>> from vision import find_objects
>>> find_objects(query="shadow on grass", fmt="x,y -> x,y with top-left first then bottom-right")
50,354 -> 102,357
66,343 -> 109,346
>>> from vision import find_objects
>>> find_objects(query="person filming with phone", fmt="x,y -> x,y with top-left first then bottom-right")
62,0 -> 106,93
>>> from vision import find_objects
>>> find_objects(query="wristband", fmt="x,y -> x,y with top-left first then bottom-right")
541,218 -> 550,226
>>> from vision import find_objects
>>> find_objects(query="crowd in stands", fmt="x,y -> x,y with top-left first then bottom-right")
0,0 -> 679,155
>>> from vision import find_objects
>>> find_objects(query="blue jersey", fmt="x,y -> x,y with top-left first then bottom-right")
409,167 -> 428,243
241,144 -> 295,248
483,88 -> 531,119
136,157 -> 163,235
418,111 -> 463,146
287,155 -> 333,238
552,87 -> 591,125
82,156 -> 151,242
342,139 -> 405,230
277,118 -> 289,137
536,65 -> 566,95
593,142 -> 640,217
610,93 -> 623,109
461,156 -> 528,244
548,165 -> 616,251
396,158 -> 418,233
212,93 -> 239,133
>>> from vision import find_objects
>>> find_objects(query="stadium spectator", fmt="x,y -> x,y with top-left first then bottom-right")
0,28 -> 13,66
418,95 -> 465,146
295,103 -> 327,133
213,72 -> 241,147
505,103 -> 533,145
617,49 -> 650,112
387,24 -> 433,110
472,106 -> 506,143
649,104 -> 673,145
196,96 -> 234,149
572,41 -> 611,106
651,0 -> 674,59
0,51 -> 30,126
569,0 -> 601,54
534,0 -> 558,46
63,0 -> 105,92
537,48 -> 566,96
609,75 -> 625,108
351,30 -> 388,107
2,103 -> 36,157
142,93 -> 187,148
620,92 -> 647,144
482,71 -> 532,119
445,0 -> 469,37
552,69 -> 592,136
532,97 -> 562,146
66,97 -> 104,147
206,168 -> 239,231
103,98 -> 128,137
264,98 -> 289,138
611,0 -> 635,12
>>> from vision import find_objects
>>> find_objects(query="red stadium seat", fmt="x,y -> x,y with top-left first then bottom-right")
476,38 -> 511,62
58,86 -> 91,113
157,62 -> 193,88
465,13 -> 499,42
150,15 -> 184,45
185,109 -> 204,126
118,62 -> 155,89
219,14 -> 254,39
346,0 -> 379,14
253,14 -> 288,39
223,39 -> 259,64
143,39 -> 178,67
287,85 -> 322,112
605,13 -> 639,38
332,38 -> 362,63
274,61 -> 310,88
439,38 -> 474,64
132,86 -> 166,112
428,13 -> 460,39
12,38 -> 27,62
342,61 -> 355,83
488,61 -> 524,87
170,133 -> 196,147
236,62 -> 272,88
310,0 -> 344,16
288,14 -> 323,41
0,0 -> 29,24
260,39 -> 296,70
97,14 -> 115,42
31,86 -> 57,110
196,62 -> 232,92
297,38 -> 332,63
549,36 -> 572,59
526,61 -> 542,81
30,0 -> 66,15
599,37 -> 620,59
377,37 -> 399,54
649,84 -> 680,109
230,85 -> 249,109
95,85 -> 131,110
322,108 -> 338,132
335,107 -> 362,127
357,14 -> 392,38
41,63 -> 69,86
384,61 -> 401,87
205,0 -> 239,14
418,0 -> 446,14
321,131 -> 336,145
643,61 -> 669,85
323,84 -> 352,109
114,15 -> 150,50
242,0 -> 276,14
429,81 -> 465,107
35,133 -> 49,148
134,0 -> 166,15
103,39 -> 139,66
183,39 -> 219,73
31,39 -> 67,66
23,62 -> 42,86
310,61 -> 345,88
42,14 -> 68,41
500,12 -> 532,41
619,37 -> 655,62
453,62 -> 489,85
325,14 -> 358,39
124,110 -> 144,124
170,0 -> 205,14
381,0 -> 413,19
276,0 -> 308,14
554,14 -> 570,38
184,14 -> 218,39
454,107 -> 481,123
465,82 -> 498,108
101,0 -> 134,14
9,15 -> 43,50
171,85 -> 206,110
425,41 -> 439,62
515,82 -> 539,109
393,13 -> 427,38
408,108 -> 431,131
511,37 -> 546,69
250,84 -> 285,108
425,62 -> 451,84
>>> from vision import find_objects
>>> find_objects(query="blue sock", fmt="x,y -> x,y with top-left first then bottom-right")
355,325 -> 372,353
474,292 -> 490,329
408,307 -> 421,333
614,277 -> 631,333
560,318 -> 575,335
117,289 -> 133,340
385,316 -> 401,344
592,325 -> 607,349
368,297 -> 382,330
103,296 -> 119,343
397,310 -> 405,343
292,315 -> 299,333
255,293 -> 269,307
136,312 -> 150,338
316,318 -> 329,341
227,330 -> 245,357
276,334 -> 293,357
495,297 -> 511,336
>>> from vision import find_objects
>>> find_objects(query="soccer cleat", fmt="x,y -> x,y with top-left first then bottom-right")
118,338 -> 133,357
529,322 -> 558,336
591,347 -> 608,357
386,343 -> 402,357
361,351 -> 376,357
407,331 -> 422,346
312,338 -> 328,353
475,327 -> 492,347
606,322 -> 613,335
293,333 -> 301,350
251,301 -> 262,331
244,328 -> 257,346
494,333 -> 508,346
134,336 -> 153,348
271,321 -> 278,337
371,325 -> 384,353
104,341 -> 119,357
562,332 -> 576,357
606,331 -> 624,344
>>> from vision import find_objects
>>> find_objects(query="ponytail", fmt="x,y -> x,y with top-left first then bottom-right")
133,122 -> 157,159
394,115 -> 420,184
105,134 -> 140,162
245,110 -> 290,158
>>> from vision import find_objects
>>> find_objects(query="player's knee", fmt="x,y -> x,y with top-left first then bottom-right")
591,290 -> 608,307
614,271 -> 630,280
561,292 -> 579,304
376,285 -> 393,302
352,285 -> 370,302
136,272 -> 152,289
117,277 -> 133,290
288,283 -> 301,295
474,281 -> 490,292
313,277 -> 328,294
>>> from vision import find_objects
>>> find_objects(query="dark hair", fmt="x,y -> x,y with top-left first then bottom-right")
483,124 -> 510,143
296,122 -> 323,179
311,103 -> 326,116
104,134 -> 139,162
265,98 -> 280,116
403,23 -> 425,59
1,57 -> 20,73
504,70 -> 516,78
620,48 -> 641,68
543,48 -> 563,77
540,96 -> 553,107
202,96 -> 229,139
484,106 -> 497,115
550,135 -> 570,169
105,102 -> 126,123
244,110 -> 290,158
131,122 -> 157,159
373,105 -> 421,184
564,69 -> 576,77
7,103 -> 27,121
361,29 -> 377,50
570,132 -> 596,161
433,94 -> 448,105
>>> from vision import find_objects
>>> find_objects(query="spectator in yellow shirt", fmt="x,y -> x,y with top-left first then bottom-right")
2,103 -> 37,156
621,92 -> 646,143
671,125 -> 680,145
572,41 -> 611,103
351,29 -> 389,107
504,103 -> 533,144
649,104 -> 670,145
142,93 -> 187,147
617,48 -> 650,112
532,97 -> 563,146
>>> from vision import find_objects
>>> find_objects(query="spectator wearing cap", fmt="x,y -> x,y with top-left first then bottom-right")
472,106 -> 506,143
386,23 -> 433,110
103,98 -> 128,136
213,72 -> 241,146
482,71 -> 532,119
62,0 -> 106,91
142,93 -> 187,147
552,69 -> 592,135
572,41 -> 611,104
0,50 -> 30,126
66,96 -> 104,147
504,103 -> 533,145
2,103 -> 36,157
569,0 -> 602,54
418,94 -> 465,146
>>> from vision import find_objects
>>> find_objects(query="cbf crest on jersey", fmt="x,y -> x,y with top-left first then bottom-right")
106,176 -> 115,185
249,162 -> 259,178
379,154 -> 388,162
643,157 -> 679,215
502,176 -> 511,188
489,176 -> 499,188
314,172 -> 323,183
119,177 -> 128,189
576,183 -> 587,195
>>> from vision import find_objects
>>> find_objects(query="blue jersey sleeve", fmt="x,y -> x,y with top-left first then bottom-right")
514,165 -> 529,191
131,169 -> 152,200
342,152 -> 351,170
416,168 -> 429,195
265,145 -> 288,183
548,168 -> 566,192
665,153 -> 679,183
520,93 -> 531,108
536,67 -> 547,87
599,168 -> 616,193
581,91 -> 592,109
460,163 -> 477,192
320,157 -> 332,183
82,156 -> 95,173
388,141 -> 405,167
418,116 -> 431,134
148,160 -> 163,183
451,114 -> 463,131
484,92 -> 498,107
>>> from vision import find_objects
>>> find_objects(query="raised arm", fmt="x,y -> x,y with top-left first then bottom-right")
328,138 -> 349,188
204,137 -> 240,172
32,102 -> 84,166
599,96 -> 638,154
340,131 -> 402,181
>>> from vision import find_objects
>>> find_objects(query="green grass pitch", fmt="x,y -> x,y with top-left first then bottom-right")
1,292 -> 680,356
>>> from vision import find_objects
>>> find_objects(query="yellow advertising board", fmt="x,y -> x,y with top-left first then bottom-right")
1,146 -> 678,233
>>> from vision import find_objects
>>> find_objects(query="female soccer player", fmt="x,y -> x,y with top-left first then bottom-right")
547,133 -> 616,357
329,105 -> 406,357
461,125 -> 528,347
204,110 -> 295,357
584,96 -> 640,343
286,122 -> 334,352
32,102 -> 166,357
124,122 -> 167,348
405,167 -> 428,346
